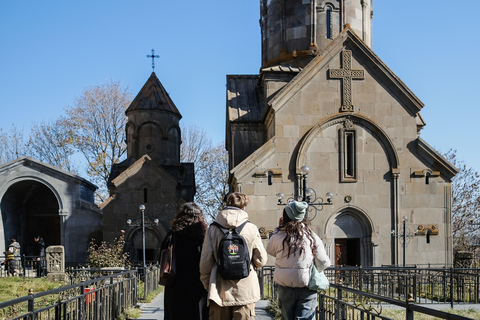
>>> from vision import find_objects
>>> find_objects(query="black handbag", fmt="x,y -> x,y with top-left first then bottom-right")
159,233 -> 176,286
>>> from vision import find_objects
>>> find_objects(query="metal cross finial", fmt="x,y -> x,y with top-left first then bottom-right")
146,49 -> 160,71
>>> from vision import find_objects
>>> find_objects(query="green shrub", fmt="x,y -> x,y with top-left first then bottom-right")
116,307 -> 141,320
86,234 -> 129,268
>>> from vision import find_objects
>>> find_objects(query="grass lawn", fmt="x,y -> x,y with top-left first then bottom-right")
1,277 -> 164,320
266,299 -> 480,320
381,308 -> 480,320
0,277 -> 66,303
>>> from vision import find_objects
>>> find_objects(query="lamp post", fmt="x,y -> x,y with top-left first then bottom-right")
403,216 -> 407,267
126,204 -> 159,300
391,216 -> 416,267
140,204 -> 146,272
276,165 -> 333,220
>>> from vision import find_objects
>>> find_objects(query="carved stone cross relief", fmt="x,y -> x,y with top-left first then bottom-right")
329,50 -> 365,112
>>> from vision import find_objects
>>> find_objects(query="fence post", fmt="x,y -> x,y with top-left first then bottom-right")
318,293 -> 325,320
258,267 -> 264,298
450,267 -> 454,308
22,254 -> 26,278
337,287 -> 344,320
359,266 -> 363,291
413,273 -> 417,302
80,282 -> 86,320
28,289 -> 34,320
405,293 -> 414,320
476,271 -> 479,304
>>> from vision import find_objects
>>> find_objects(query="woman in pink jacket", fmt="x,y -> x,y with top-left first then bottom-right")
266,201 -> 331,320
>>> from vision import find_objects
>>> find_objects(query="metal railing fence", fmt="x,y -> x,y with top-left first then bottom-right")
142,265 -> 160,299
258,266 -> 277,301
259,266 -> 480,320
0,270 -> 137,320
68,265 -> 160,301
324,266 -> 480,307
319,284 -> 473,320
1,256 -> 45,278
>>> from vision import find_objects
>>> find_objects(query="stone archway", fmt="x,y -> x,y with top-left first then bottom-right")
124,218 -> 167,264
1,180 -> 61,256
329,210 -> 373,267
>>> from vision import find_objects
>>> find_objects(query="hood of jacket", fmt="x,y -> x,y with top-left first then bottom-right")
215,206 -> 249,228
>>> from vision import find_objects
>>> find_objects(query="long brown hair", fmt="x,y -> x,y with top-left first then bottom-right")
281,209 -> 317,258
170,202 -> 207,238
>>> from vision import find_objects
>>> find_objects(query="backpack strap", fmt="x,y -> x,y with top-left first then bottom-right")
211,220 -> 249,234
211,222 -> 228,235
234,221 -> 249,234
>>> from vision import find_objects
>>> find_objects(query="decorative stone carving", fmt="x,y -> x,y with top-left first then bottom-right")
46,246 -> 66,281
343,117 -> 354,129
329,50 -> 365,112
259,227 -> 275,239
417,224 -> 439,236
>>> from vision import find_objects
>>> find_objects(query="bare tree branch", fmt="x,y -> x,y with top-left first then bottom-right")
180,124 -> 229,222
27,119 -> 77,174
444,149 -> 480,252
0,125 -> 29,164
62,80 -> 132,201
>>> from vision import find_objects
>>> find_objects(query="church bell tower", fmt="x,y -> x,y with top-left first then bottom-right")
125,72 -> 181,165
260,0 -> 373,68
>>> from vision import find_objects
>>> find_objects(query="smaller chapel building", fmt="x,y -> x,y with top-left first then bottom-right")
101,72 -> 195,264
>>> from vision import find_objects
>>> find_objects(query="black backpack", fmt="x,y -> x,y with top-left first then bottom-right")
211,221 -> 251,280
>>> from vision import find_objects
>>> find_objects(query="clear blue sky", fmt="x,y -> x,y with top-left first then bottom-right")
1,1 -> 479,173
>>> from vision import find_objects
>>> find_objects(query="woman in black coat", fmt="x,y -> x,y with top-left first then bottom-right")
161,202 -> 208,320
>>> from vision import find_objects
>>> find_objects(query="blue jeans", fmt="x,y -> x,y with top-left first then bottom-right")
277,285 -> 317,320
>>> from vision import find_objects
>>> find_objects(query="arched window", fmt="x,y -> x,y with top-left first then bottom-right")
340,127 -> 357,182
326,8 -> 332,39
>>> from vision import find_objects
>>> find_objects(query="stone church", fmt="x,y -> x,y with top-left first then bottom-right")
227,0 -> 458,266
0,72 -> 194,265
100,72 -> 195,264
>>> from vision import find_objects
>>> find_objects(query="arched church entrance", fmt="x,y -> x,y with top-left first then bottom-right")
1,180 -> 61,256
124,218 -> 166,264
331,210 -> 373,267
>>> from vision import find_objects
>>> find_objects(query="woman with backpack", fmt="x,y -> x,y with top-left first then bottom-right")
266,201 -> 331,320
200,192 -> 268,320
161,202 -> 209,320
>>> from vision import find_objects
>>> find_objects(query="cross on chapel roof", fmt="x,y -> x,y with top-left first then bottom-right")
146,49 -> 160,72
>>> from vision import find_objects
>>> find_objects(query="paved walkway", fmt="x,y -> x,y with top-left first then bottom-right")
137,292 -> 274,320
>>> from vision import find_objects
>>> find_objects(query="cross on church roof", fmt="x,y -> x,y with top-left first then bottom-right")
329,50 -> 365,112
146,49 -> 160,72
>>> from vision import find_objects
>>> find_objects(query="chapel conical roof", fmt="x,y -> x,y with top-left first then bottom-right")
126,72 -> 181,117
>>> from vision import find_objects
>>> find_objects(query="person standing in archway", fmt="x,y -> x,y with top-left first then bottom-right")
4,238 -> 21,276
34,236 -> 46,277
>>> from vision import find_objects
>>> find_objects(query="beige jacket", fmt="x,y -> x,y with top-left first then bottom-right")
199,207 -> 268,306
